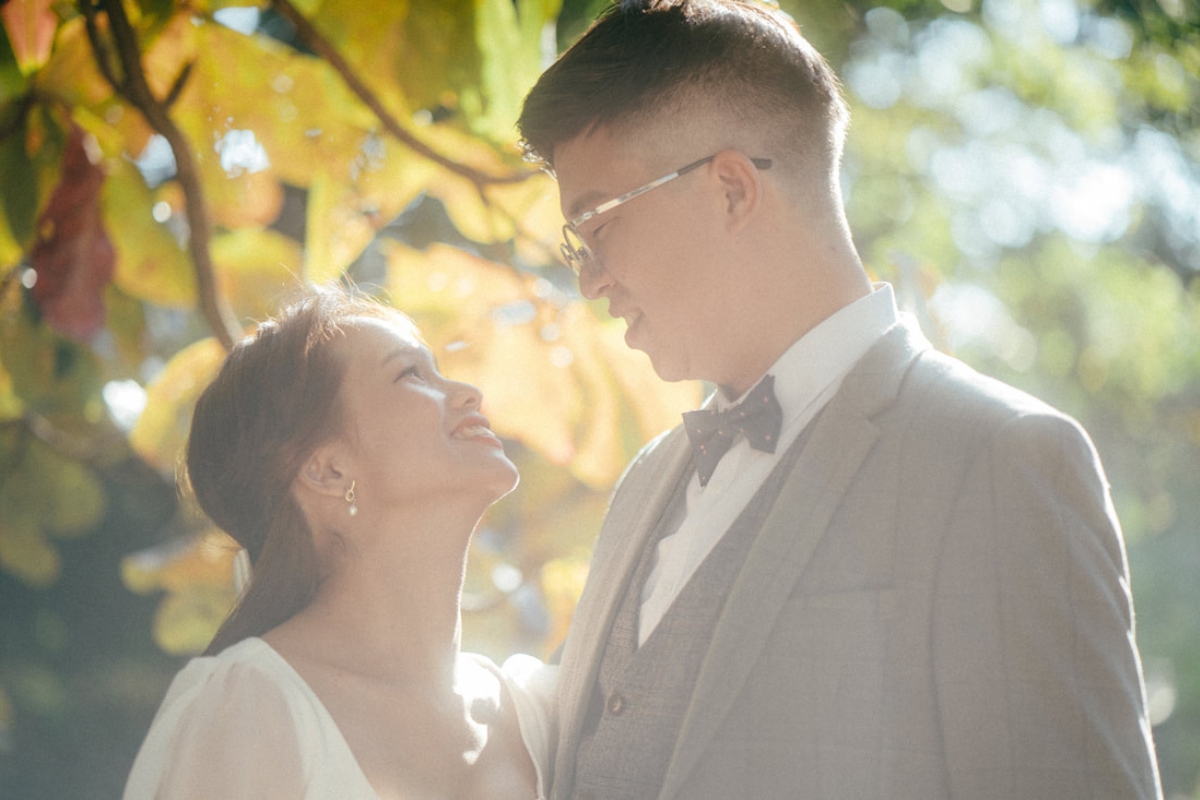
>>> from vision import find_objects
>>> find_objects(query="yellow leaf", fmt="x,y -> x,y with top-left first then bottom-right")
0,519 -> 60,588
152,585 -> 236,656
123,530 -> 240,655
0,206 -> 22,270
211,227 -> 305,322
303,170 -> 387,283
45,470 -> 105,538
382,241 -> 701,487
129,337 -> 229,476
37,21 -> 155,154
484,172 -> 564,265
0,353 -> 23,421
104,159 -> 196,308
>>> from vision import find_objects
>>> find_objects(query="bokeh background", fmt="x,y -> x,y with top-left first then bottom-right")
0,0 -> 1196,796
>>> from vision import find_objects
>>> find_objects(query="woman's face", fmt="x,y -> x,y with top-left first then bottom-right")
331,316 -> 518,515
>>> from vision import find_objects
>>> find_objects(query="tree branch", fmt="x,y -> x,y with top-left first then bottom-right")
269,0 -> 536,192
79,0 -> 240,351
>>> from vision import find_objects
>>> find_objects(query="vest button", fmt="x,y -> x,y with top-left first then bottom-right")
606,692 -> 626,715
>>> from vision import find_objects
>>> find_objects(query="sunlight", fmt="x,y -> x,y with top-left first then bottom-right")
102,379 -> 147,431
215,129 -> 270,176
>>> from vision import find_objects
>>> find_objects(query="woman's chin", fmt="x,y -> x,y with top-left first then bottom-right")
476,458 -> 520,504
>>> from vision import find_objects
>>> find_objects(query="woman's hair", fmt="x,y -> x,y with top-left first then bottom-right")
188,285 -> 401,655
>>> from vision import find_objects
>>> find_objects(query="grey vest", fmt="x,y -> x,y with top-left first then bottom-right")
568,427 -> 811,800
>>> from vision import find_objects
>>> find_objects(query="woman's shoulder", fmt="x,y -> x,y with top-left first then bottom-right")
123,638 -> 320,799
161,637 -> 308,720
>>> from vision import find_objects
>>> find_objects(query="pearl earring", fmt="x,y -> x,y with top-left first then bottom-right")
344,480 -> 358,517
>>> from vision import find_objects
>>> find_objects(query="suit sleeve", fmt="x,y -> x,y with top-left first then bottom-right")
934,411 -> 1161,799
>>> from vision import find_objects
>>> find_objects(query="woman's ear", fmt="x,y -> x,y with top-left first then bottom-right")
711,149 -> 761,233
296,444 -> 349,499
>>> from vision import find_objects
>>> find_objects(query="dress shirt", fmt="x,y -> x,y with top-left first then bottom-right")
638,283 -> 899,645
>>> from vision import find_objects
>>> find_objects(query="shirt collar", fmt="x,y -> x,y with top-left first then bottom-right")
711,283 -> 899,420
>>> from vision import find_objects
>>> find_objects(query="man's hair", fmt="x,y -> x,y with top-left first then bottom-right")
518,0 -> 849,175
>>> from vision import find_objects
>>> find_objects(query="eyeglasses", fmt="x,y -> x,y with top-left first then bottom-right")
560,154 -> 773,276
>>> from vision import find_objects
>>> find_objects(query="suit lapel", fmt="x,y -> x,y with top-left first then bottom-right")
658,320 -> 931,799
553,426 -> 694,791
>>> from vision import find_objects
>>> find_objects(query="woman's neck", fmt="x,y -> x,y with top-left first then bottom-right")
272,504 -> 482,691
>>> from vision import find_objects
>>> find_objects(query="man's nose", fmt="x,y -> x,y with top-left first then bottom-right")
577,262 -> 613,300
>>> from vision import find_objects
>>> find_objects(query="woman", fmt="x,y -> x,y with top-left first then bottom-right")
124,286 -> 551,799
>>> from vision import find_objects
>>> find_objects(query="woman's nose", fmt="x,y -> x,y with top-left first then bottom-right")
451,380 -> 482,410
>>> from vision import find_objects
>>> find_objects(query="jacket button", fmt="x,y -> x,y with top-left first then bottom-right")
606,692 -> 625,715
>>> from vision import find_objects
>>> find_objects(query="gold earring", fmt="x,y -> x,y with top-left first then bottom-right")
344,480 -> 358,517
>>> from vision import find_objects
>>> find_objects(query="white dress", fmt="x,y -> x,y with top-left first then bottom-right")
123,637 -> 555,799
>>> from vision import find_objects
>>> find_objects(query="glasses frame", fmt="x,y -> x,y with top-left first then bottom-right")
560,154 -> 773,276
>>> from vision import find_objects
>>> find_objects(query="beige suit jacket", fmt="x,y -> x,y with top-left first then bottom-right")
548,319 -> 1161,799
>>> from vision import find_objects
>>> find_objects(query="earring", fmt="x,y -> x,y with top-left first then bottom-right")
344,480 -> 358,517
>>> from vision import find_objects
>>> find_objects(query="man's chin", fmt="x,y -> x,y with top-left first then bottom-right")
645,352 -> 692,384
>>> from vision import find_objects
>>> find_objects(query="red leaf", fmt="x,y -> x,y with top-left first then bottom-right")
29,124 -> 116,341
0,0 -> 58,73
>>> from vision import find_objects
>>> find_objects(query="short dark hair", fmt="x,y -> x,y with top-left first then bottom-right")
518,0 -> 849,174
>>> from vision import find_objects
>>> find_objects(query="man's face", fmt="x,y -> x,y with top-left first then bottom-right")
553,128 -> 728,384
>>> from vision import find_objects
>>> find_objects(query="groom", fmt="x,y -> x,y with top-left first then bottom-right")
518,1 -> 1161,798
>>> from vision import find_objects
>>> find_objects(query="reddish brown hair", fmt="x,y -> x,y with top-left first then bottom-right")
188,285 -> 401,655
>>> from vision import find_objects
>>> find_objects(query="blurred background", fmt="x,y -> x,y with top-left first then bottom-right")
0,0 -> 1196,796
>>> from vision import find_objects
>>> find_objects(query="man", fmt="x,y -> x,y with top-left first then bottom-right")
517,1 -> 1162,797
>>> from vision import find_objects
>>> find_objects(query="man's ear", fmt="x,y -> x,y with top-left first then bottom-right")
296,443 -> 349,499
711,149 -> 761,233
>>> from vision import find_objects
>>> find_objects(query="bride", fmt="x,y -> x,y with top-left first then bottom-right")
124,287 -> 551,799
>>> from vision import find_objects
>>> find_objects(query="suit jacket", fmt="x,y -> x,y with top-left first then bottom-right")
549,318 -> 1161,799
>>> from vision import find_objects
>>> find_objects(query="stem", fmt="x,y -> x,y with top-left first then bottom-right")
269,0 -> 535,191
80,0 -> 240,351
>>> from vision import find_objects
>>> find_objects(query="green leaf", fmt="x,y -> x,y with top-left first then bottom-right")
0,118 -> 36,250
0,295 -> 102,419
470,0 -> 562,142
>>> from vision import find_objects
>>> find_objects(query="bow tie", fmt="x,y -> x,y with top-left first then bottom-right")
682,374 -> 783,487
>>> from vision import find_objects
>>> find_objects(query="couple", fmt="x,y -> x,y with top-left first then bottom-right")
126,1 -> 1163,798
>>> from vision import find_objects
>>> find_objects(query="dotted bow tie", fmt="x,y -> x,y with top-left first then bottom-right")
682,374 -> 783,487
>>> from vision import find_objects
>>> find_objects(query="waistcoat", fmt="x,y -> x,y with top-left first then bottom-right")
567,426 -> 811,800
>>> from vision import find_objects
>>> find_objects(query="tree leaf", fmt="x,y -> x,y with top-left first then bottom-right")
0,354 -> 23,421
129,337 -> 228,476
211,226 -> 304,321
29,123 -> 115,342
121,530 -> 238,655
470,0 -> 562,142
0,517 -> 59,587
0,0 -> 57,75
383,240 -> 700,486
0,285 -> 102,420
104,158 -> 195,308
0,118 -> 38,252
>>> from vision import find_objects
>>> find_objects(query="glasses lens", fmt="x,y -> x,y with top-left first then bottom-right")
561,225 -> 596,275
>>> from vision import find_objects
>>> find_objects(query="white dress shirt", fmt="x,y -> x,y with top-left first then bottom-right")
638,283 -> 899,645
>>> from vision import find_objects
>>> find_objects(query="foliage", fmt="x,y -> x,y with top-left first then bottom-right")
0,0 -> 1197,796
